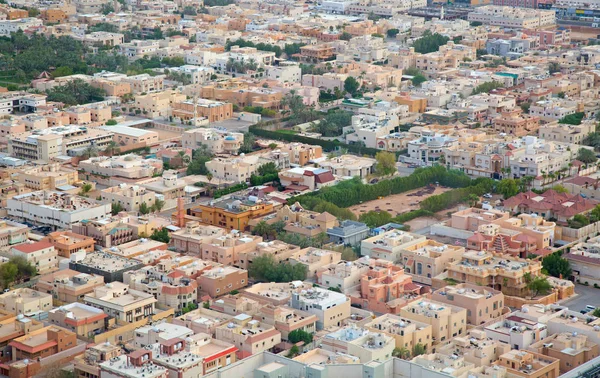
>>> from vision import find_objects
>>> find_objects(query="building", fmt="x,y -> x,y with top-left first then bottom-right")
48,302 -> 108,338
185,333 -> 238,375
398,240 -> 465,285
99,351 -> 168,378
256,305 -> 317,341
432,284 -> 505,325
78,155 -> 163,181
318,155 -> 376,179
16,163 -> 78,191
327,220 -> 370,246
170,222 -> 226,254
171,99 -> 234,123
365,314 -> 433,353
529,332 -> 600,373
8,125 -> 113,162
134,323 -> 194,348
84,282 -> 157,323
70,251 -> 145,283
10,241 -> 58,274
197,266 -> 248,298
35,269 -> 104,304
100,184 -> 156,212
43,231 -> 95,258
8,326 -> 79,362
182,128 -> 243,154
321,325 -> 395,363
538,122 -> 595,144
190,195 -> 275,231
290,287 -> 351,330
215,314 -> 281,359
73,342 -> 123,378
124,269 -> 198,312
278,167 -> 336,191
495,350 -> 560,378
399,299 -> 467,343
172,307 -> 233,336
289,248 -> 341,279
493,109 -> 540,137
361,229 -> 426,262
122,73 -> 165,93
0,219 -> 28,247
0,288 -> 52,317
7,191 -> 111,230
467,6 -> 556,28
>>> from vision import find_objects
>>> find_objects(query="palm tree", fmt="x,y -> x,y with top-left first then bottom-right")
82,145 -> 99,160
225,57 -> 235,72
393,347 -> 411,359
104,141 -> 119,157
206,172 -> 213,183
153,198 -> 165,212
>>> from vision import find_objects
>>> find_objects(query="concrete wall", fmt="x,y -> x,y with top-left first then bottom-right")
430,224 -> 474,240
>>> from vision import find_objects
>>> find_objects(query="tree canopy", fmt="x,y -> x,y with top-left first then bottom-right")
375,151 -> 397,176
577,147 -> 597,164
46,79 -> 106,105
542,253 -> 572,279
412,31 -> 450,54
248,255 -> 307,282
472,81 -> 504,95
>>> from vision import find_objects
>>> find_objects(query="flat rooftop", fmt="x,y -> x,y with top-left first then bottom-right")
76,252 -> 142,272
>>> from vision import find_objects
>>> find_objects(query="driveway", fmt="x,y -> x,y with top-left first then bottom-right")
559,283 -> 600,313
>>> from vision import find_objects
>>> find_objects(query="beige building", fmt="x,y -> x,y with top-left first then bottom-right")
11,241 -> 58,274
100,125 -> 159,148
172,99 -> 234,123
321,325 -> 395,363
318,155 -> 376,179
361,229 -> 427,262
36,269 -> 104,304
290,287 -> 351,330
83,282 -> 157,323
134,90 -> 187,118
256,305 -> 317,342
123,73 -> 165,94
289,248 -> 341,278
538,121 -> 595,145
365,313 -> 433,353
467,6 -> 556,28
172,307 -> 233,336
399,240 -> 464,285
399,299 -> 467,343
17,163 -> 78,190
0,288 -> 52,316
529,332 -> 600,374
432,284 -> 505,325
0,219 -> 28,247
495,350 -> 560,378
100,183 -> 156,212
170,222 -> 226,254
79,155 -> 163,180
182,128 -> 243,154
215,313 -> 281,359
197,266 -> 248,298
48,302 -> 107,338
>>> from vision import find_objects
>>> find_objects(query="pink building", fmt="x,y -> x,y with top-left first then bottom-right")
350,259 -> 425,314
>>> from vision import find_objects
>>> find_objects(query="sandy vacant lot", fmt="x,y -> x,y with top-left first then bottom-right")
348,186 -> 454,217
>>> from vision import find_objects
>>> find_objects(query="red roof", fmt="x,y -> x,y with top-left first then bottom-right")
314,171 -> 335,184
12,241 -> 53,254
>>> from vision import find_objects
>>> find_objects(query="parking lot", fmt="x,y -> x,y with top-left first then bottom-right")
559,283 -> 600,313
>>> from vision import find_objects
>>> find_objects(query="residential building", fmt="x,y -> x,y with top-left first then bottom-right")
70,251 -> 145,283
16,163 -> 78,191
435,329 -> 511,367
182,128 -> 243,154
398,240 -> 465,285
495,350 -> 560,378
365,314 -> 433,353
78,155 -> 163,180
318,155 -> 376,179
10,241 -> 58,274
184,333 -> 238,375
399,299 -> 467,343
0,219 -> 28,247
321,325 -> 395,363
432,284 -> 505,325
172,307 -> 233,336
171,99 -> 234,123
290,286 -> 351,330
256,305 -> 317,341
493,109 -> 540,137
529,332 -> 600,373
100,125 -> 159,148
190,195 -> 275,231
99,351 -> 168,378
281,143 -> 323,166
197,266 -> 248,298
35,269 -> 104,304
9,326 -> 78,362
134,323 -> 194,348
0,288 -> 52,316
538,121 -> 595,144
7,191 -> 111,230
48,302 -> 108,338
170,222 -> 226,254
124,269 -> 198,312
467,6 -> 556,28
122,73 -> 165,93
327,220 -> 370,246
43,231 -> 94,258
361,230 -> 426,262
215,313 -> 281,359
84,282 -> 157,323
73,342 -> 122,378
100,184 -> 156,212
278,167 -> 336,191
169,65 -> 215,84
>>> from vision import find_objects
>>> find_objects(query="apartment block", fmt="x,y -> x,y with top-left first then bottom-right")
9,326 -> 78,362
11,241 -> 58,274
170,222 -> 226,254
215,313 -> 281,359
190,196 -> 275,231
529,332 -> 600,373
0,288 -> 52,316
78,155 -> 163,180
172,307 -> 233,336
171,99 -> 234,123
197,266 -> 248,298
399,240 -> 464,285
70,251 -> 145,283
365,314 -> 433,352
432,284 -> 505,325
0,220 -> 28,247
182,128 -> 243,154
495,350 -> 560,378
321,325 -> 395,363
101,184 -> 156,212
16,163 -> 78,191
399,299 -> 467,343
35,269 -> 104,304
48,302 -> 108,338
493,109 -> 540,137
290,287 -> 351,330
538,121 -> 595,144
43,231 -> 94,258
84,282 -> 156,323
361,229 -> 426,262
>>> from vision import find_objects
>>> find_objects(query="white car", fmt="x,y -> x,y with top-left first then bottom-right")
483,193 -> 493,198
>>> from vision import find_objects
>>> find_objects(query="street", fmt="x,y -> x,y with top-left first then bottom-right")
559,283 -> 600,313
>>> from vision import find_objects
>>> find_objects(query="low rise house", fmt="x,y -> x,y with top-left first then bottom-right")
529,332 -> 599,373
48,302 -> 108,338
361,229 -> 426,262
0,288 -> 53,317
70,251 -> 145,283
399,299 -> 467,343
10,241 -> 58,274
197,266 -> 248,298
83,282 -> 157,323
43,231 -> 95,258
35,269 -> 104,303
432,284 -> 505,325
290,286 -> 351,330
321,325 -> 395,363
215,313 -> 281,359
365,314 -> 433,353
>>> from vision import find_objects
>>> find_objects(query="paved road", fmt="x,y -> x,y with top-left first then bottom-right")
559,283 -> 600,313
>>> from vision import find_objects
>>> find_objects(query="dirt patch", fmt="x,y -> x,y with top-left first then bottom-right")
404,216 -> 439,230
348,186 -> 453,217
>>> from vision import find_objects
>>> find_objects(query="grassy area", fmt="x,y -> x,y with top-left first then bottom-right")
276,129 -> 299,135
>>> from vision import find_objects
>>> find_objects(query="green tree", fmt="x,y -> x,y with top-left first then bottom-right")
344,76 -> 360,96
258,162 -> 278,176
139,202 -> 150,215
497,178 -> 519,199
412,30 -> 450,54
288,329 -> 313,344
527,275 -> 552,297
387,28 -> 400,38
183,6 -> 197,15
111,203 -> 123,215
375,151 -> 397,176
393,347 -> 411,359
339,32 -> 352,41
252,221 -> 274,238
287,345 -> 300,358
240,132 -> 256,153
150,228 -> 170,243
248,255 -> 307,282
557,91 -> 566,99
542,253 -> 572,279
412,343 -> 427,357
153,198 -> 165,212
100,3 -> 114,14
359,211 -> 393,228
105,119 -> 118,125
411,73 -> 427,87
551,185 -> 569,194
549,62 -> 561,74
568,214 -> 590,229
472,81 -> 504,95
104,141 -> 120,156
577,148 -> 597,164
46,79 -> 106,105
0,262 -> 18,289
559,112 -> 585,125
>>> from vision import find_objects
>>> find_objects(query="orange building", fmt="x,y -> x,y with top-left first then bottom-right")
43,231 -> 95,258
190,197 -> 274,231
493,109 -> 540,137
2,8 -> 28,20
296,45 -> 335,63
9,326 -> 79,361
198,81 -> 282,110
171,99 -> 233,123
41,9 -> 68,23
395,94 -> 427,113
